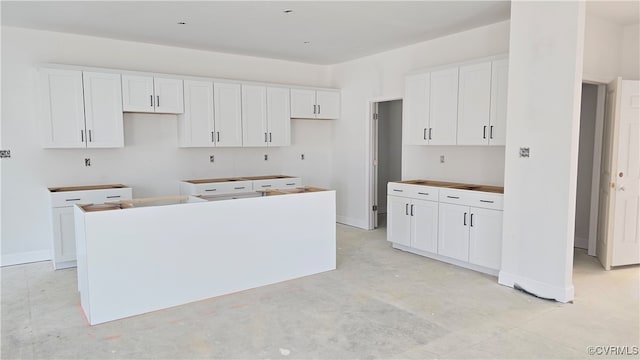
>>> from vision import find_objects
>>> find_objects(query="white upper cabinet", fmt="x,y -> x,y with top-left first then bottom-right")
403,74 -> 430,145
290,88 -> 340,119
457,62 -> 492,145
122,75 -> 184,114
40,68 -> 123,148
266,87 -> 291,147
40,69 -> 86,148
489,58 -> 509,146
178,80 -> 215,147
242,85 -> 291,147
242,85 -> 268,147
82,72 -> 124,148
315,90 -> 340,119
429,67 -> 458,145
214,82 -> 243,147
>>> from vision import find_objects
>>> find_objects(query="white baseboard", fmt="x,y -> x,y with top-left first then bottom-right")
498,270 -> 574,303
1,250 -> 51,267
336,215 -> 369,230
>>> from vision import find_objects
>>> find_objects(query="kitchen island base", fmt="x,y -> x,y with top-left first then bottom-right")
75,190 -> 336,325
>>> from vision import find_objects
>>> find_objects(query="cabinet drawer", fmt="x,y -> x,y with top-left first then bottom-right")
190,181 -> 254,195
50,188 -> 132,208
388,183 -> 439,201
253,178 -> 301,190
439,188 -> 503,210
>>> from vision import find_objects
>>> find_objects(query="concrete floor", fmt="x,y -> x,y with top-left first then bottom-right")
2,224 -> 639,359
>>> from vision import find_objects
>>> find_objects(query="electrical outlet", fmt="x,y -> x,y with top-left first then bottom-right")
209,155 -> 215,163
264,154 -> 268,161
440,155 -> 445,164
301,154 -> 305,160
0,150 -> 11,158
84,158 -> 91,167
519,147 -> 530,158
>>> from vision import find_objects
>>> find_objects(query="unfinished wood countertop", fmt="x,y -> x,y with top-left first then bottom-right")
48,184 -> 129,192
398,180 -> 504,194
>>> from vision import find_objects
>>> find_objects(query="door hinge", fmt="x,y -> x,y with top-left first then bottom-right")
373,205 -> 378,211
373,113 -> 378,120
0,150 -> 10,158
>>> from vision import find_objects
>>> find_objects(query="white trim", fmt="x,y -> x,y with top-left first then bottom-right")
582,73 -> 614,86
1,250 -> 51,267
588,83 -> 606,256
498,270 -> 575,303
336,215 -> 369,230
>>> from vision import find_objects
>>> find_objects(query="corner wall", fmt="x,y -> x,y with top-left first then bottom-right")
1,26 -> 333,264
329,21 -> 510,228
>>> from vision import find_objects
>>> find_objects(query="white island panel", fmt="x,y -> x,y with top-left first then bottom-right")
75,190 -> 336,325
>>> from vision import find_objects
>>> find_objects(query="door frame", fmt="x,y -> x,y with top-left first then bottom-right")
367,96 -> 403,230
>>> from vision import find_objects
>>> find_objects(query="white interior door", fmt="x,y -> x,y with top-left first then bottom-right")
611,80 -> 640,266
597,79 -> 619,269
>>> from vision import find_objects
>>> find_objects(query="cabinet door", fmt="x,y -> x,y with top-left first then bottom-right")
387,196 -> 411,246
214,82 -> 243,147
179,80 -> 215,147
316,90 -> 340,119
469,207 -> 503,270
403,74 -> 430,145
290,89 -> 317,118
411,199 -> 438,253
51,207 -> 76,268
429,68 -> 458,145
82,72 -> 124,148
266,87 -> 291,146
457,62 -> 492,145
489,58 -> 509,146
122,75 -> 154,112
241,85 -> 268,147
438,203 -> 469,261
154,77 -> 184,114
40,69 -> 86,148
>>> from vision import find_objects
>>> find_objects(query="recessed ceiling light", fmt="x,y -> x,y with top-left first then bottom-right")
177,21 -> 186,25
283,9 -> 294,14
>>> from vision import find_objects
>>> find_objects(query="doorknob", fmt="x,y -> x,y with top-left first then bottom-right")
619,186 -> 625,191
619,172 -> 624,177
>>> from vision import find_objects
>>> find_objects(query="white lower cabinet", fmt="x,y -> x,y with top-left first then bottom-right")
387,196 -> 438,252
387,181 -> 503,275
48,185 -> 132,269
179,176 -> 302,196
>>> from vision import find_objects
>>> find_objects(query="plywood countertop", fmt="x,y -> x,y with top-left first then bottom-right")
48,184 -> 129,192
182,175 -> 296,184
398,180 -> 504,194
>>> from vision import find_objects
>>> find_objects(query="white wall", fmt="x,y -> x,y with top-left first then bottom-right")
0,26 -> 334,264
575,83 -> 598,249
620,24 -> 640,79
499,2 -> 585,302
329,21 -> 510,228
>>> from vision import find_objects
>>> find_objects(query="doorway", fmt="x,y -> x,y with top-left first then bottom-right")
370,99 -> 403,229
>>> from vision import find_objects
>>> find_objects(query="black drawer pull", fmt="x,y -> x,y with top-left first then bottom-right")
480,200 -> 494,203
106,195 -> 121,199
392,189 -> 403,192
234,187 -> 245,190
447,196 -> 460,199
286,183 -> 296,186
65,198 -> 81,201
205,189 -> 217,192
418,192 -> 429,195
262,185 -> 272,188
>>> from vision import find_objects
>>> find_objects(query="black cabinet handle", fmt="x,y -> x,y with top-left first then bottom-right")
423,128 -> 427,140
490,126 -> 494,139
262,184 -> 272,188
483,126 -> 487,139
150,94 -> 153,107
318,105 -> 321,114
234,187 -> 245,190
80,130 -> 84,142
418,192 -> 429,196
410,204 -> 414,216
285,183 -> 296,186
264,132 -> 268,142
65,198 -> 81,201
392,189 -> 403,192
463,212 -> 467,226
480,200 -> 494,203
88,130 -> 92,142
106,195 -> 121,199
205,189 -> 217,192
211,132 -> 215,143
313,105 -> 316,114
217,132 -> 220,142
429,128 -> 432,140
405,204 -> 409,215
269,133 -> 272,142
470,213 -> 474,227
447,196 -> 459,199
157,95 -> 160,108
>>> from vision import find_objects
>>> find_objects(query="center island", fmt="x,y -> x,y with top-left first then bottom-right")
74,187 -> 336,325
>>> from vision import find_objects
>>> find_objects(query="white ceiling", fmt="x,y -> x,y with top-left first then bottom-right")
1,1 -> 511,65
2,1 -> 637,65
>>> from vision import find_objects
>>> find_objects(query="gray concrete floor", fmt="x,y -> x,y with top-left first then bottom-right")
2,224 -> 639,359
